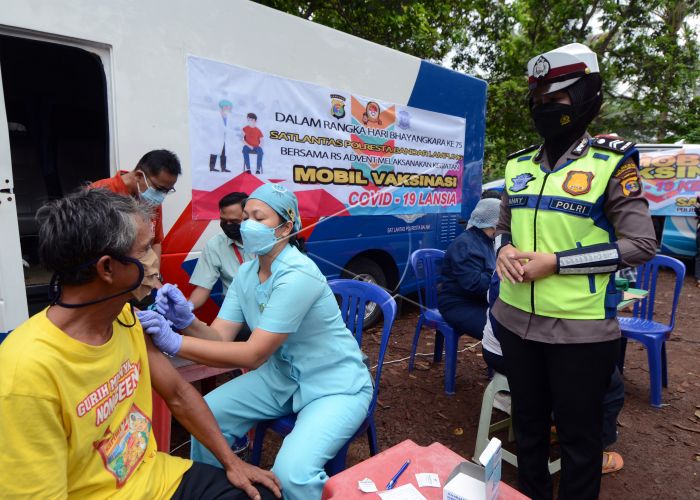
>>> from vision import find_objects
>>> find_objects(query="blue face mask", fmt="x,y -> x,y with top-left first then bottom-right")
240,220 -> 284,256
139,172 -> 167,206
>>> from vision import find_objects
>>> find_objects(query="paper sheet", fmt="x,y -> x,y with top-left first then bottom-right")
358,478 -> 378,493
415,473 -> 441,488
378,483 -> 427,500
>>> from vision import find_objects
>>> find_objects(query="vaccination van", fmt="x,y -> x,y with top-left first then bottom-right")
0,0 -> 487,334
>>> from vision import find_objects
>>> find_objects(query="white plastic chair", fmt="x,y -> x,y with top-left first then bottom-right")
474,372 -> 561,475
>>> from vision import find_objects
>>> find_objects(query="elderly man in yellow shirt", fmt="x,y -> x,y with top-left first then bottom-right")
0,189 -> 280,500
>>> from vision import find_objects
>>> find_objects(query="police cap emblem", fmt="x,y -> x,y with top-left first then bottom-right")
532,56 -> 551,79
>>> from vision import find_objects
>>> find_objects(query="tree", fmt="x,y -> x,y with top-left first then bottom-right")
255,1 -> 472,62
256,0 -> 700,180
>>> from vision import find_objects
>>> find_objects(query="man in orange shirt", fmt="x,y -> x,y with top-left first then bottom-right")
90,149 -> 181,265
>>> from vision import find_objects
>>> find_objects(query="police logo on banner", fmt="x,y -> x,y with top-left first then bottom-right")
330,94 -> 346,120
510,173 -> 536,193
562,171 -> 594,196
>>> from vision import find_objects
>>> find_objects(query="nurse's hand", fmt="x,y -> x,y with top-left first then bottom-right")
155,283 -> 195,330
225,458 -> 282,499
136,310 -> 183,357
496,244 -> 525,283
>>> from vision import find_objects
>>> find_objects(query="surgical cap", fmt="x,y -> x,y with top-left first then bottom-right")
468,198 -> 501,229
248,183 -> 302,233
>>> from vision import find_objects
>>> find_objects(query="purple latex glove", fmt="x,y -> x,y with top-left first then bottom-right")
136,309 -> 183,357
155,283 -> 195,330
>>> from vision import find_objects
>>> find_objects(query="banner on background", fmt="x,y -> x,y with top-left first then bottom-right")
639,147 -> 700,216
187,56 -> 467,220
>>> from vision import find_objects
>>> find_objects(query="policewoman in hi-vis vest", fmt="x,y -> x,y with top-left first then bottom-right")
492,44 -> 656,500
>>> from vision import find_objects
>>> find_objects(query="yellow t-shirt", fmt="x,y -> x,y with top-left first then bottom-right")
0,306 -> 192,499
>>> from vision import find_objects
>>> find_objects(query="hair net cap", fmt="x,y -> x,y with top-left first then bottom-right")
248,183 -> 302,233
468,198 -> 501,229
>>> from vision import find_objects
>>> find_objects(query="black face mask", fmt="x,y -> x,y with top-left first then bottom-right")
221,221 -> 242,242
531,103 -> 578,141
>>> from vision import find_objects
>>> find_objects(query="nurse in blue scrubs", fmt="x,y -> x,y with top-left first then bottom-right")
137,183 -> 373,500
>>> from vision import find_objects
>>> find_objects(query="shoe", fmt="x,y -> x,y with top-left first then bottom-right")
244,169 -> 251,174
602,451 -> 624,474
210,168 -> 219,172
255,170 -> 262,175
221,167 -> 231,172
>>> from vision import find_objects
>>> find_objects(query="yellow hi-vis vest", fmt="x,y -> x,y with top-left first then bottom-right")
499,141 -> 629,320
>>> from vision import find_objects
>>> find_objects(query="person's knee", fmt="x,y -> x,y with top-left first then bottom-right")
272,455 -> 319,492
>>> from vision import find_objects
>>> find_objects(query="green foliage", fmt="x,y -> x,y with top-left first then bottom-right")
256,0 -> 699,181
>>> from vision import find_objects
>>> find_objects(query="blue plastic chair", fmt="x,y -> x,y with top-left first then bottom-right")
408,248 -> 460,395
617,254 -> 685,408
250,279 -> 397,474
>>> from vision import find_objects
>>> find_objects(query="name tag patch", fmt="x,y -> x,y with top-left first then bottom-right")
548,198 -> 592,217
508,196 -> 529,208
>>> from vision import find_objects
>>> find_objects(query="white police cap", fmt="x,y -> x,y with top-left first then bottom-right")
527,43 -> 599,95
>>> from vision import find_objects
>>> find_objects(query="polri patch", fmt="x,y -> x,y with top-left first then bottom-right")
548,198 -> 593,217
621,176 -> 641,196
510,173 -> 536,193
562,171 -> 594,196
615,162 -> 642,196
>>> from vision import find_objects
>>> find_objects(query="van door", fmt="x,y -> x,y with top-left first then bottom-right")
0,62 -> 29,334
0,34 -> 110,319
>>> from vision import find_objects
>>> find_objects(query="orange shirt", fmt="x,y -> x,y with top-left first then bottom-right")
90,171 -> 164,244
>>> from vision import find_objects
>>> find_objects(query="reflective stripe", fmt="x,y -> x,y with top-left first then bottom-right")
560,265 -> 618,275
559,248 -> 619,268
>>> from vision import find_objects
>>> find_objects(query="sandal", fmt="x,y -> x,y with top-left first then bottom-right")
602,451 -> 624,474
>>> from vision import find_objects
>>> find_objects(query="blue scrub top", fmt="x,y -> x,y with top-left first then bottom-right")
218,244 -> 372,411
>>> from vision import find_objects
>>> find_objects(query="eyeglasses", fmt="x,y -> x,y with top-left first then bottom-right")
143,173 -> 176,195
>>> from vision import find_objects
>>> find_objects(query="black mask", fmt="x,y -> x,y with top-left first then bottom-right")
531,103 -> 578,141
221,221 -> 242,242
530,74 -> 603,164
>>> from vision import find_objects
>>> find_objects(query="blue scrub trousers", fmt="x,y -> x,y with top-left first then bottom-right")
191,369 -> 372,500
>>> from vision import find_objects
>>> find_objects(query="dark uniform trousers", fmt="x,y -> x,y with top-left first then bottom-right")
496,322 -> 619,500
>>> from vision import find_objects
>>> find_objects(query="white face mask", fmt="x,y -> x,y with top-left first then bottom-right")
247,120 -> 256,127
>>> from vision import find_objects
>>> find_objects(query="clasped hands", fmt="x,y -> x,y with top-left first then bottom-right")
496,244 -> 557,284
135,284 -> 195,357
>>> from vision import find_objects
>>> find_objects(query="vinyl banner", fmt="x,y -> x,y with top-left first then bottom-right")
187,56 -> 467,219
639,147 -> 700,216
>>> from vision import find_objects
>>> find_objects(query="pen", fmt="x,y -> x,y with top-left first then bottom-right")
386,459 -> 410,490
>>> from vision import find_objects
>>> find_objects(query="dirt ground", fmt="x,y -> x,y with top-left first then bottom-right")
171,269 -> 700,499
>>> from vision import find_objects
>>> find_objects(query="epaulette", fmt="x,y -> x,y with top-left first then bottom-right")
506,144 -> 541,160
590,137 -> 635,154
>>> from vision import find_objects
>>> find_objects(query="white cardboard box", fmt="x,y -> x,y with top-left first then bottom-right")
442,438 -> 501,500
